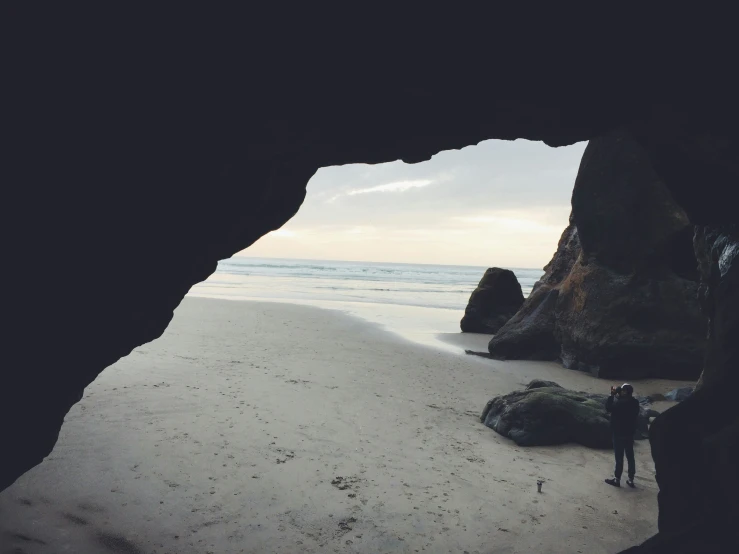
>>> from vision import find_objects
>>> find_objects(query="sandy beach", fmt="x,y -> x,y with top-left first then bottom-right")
0,297 -> 692,553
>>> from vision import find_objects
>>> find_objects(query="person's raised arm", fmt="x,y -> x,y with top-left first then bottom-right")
606,392 -> 615,412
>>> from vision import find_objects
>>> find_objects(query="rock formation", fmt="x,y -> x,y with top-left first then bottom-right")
489,129 -> 707,380
460,268 -> 524,333
480,380 -> 657,448
487,220 -> 580,359
664,387 -> 693,402
631,226 -> 739,554
4,11 -> 739,553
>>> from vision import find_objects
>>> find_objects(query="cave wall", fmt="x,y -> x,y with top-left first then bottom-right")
3,9 -> 739,553
628,110 -> 739,553
621,227 -> 739,554
3,16 -> 667,492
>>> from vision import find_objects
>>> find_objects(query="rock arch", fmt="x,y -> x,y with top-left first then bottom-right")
3,11 -> 738,552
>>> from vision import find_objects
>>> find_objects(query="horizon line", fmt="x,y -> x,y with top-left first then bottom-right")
229,253 -> 542,271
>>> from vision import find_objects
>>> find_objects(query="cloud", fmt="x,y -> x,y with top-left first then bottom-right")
329,179 -> 434,202
347,179 -> 433,195
452,210 -> 567,233
238,139 -> 587,266
345,226 -> 377,235
267,229 -> 297,238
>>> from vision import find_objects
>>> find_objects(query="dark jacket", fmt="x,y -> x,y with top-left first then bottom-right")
605,395 -> 640,438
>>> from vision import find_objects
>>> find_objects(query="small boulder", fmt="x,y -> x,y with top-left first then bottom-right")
665,387 -> 693,402
525,379 -> 562,390
460,268 -> 524,334
643,393 -> 667,403
480,380 -> 656,448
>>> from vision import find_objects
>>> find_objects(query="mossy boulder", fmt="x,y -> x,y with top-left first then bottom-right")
480,380 -> 657,448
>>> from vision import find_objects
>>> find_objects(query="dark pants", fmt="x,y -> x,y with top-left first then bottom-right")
613,435 -> 635,480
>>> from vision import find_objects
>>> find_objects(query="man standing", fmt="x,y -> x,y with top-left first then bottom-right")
605,383 -> 640,488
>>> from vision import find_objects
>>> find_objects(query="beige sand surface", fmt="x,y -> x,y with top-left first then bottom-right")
0,298 -> 692,553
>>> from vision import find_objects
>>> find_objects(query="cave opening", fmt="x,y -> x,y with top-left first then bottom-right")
189,139 -> 583,352
4,20 -> 739,551
1,138 -> 703,553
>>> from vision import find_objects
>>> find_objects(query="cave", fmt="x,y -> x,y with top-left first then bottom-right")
3,10 -> 739,553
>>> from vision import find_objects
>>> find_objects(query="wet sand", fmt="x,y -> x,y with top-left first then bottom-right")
0,297 -> 692,553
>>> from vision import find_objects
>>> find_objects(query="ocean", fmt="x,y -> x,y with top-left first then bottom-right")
188,257 -> 543,350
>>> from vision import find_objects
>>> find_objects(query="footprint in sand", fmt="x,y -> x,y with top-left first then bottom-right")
331,475 -> 363,491
269,445 -> 296,464
61,512 -> 89,526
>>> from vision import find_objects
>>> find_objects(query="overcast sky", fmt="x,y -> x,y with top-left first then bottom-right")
240,139 -> 587,268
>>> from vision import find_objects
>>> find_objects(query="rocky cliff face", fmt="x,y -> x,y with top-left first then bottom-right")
487,220 -> 579,360
489,129 -> 707,380
621,228 -> 739,554
460,268 -> 524,333
4,11 -> 739,553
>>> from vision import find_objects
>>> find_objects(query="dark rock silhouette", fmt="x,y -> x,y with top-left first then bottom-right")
489,129 -> 707,380
3,12 -> 739,553
460,268 -> 523,333
635,227 -> 739,554
480,380 -> 656,448
555,130 -> 706,379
